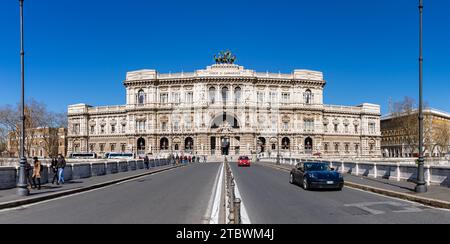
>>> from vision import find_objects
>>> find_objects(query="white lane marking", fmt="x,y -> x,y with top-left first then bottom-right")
344,201 -> 424,215
233,180 -> 252,224
344,186 -> 450,212
209,163 -> 224,224
0,167 -> 180,214
260,163 -> 450,213
114,171 -> 165,185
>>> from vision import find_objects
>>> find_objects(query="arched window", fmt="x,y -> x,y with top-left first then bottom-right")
222,87 -> 229,104
160,138 -> 169,150
282,137 -> 290,150
305,137 -> 313,153
257,137 -> 266,153
209,87 -> 216,104
138,90 -> 145,105
234,87 -> 242,104
304,89 -> 313,105
185,137 -> 194,151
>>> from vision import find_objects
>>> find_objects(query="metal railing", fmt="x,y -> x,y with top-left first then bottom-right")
224,158 -> 242,224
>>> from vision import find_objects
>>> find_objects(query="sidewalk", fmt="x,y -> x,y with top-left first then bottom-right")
258,161 -> 450,209
0,164 -> 183,210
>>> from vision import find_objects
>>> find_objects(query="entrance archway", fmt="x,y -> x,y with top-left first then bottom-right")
185,137 -> 194,152
221,138 -> 230,156
305,137 -> 313,154
137,138 -> 146,156
257,137 -> 266,153
282,137 -> 291,150
160,138 -> 169,150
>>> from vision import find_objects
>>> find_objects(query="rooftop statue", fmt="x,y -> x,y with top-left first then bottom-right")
214,50 -> 236,64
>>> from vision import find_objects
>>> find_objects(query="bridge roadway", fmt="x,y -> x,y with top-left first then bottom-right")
0,161 -> 449,224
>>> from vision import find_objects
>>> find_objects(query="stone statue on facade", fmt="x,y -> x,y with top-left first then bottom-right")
214,50 -> 236,64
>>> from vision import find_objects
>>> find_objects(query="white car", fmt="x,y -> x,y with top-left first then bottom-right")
106,153 -> 135,159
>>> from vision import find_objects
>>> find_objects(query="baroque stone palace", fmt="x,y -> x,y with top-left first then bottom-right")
67,62 -> 382,158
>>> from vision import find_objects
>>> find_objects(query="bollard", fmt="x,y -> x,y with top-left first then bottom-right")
230,181 -> 235,212
228,212 -> 235,224
234,198 -> 242,224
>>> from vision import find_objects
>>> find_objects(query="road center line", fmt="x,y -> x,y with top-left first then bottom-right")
208,163 -> 224,224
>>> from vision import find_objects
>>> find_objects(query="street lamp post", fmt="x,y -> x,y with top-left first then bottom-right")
416,0 -> 427,193
276,135 -> 281,165
17,0 -> 29,196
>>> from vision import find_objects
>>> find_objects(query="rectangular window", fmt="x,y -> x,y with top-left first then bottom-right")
73,124 -> 80,135
185,115 -> 192,129
173,121 -> 179,131
100,144 -> 105,153
100,125 -> 105,134
283,122 -> 289,130
334,124 -> 339,133
344,125 -> 349,133
345,144 -> 349,153
304,120 -> 314,132
172,92 -> 180,104
161,122 -> 167,131
121,124 -> 126,133
90,126 -> 95,134
89,144 -> 95,152
186,92 -> 193,104
110,144 -> 116,152
270,92 -> 277,104
335,144 -> 340,153
121,144 -> 126,153
355,125 -> 359,134
355,144 -> 359,154
282,93 -> 290,104
257,92 -> 264,105
324,143 -> 329,152
111,125 -> 116,134
324,124 -> 328,133
369,122 -> 376,134
160,93 -> 169,104
136,121 -> 146,133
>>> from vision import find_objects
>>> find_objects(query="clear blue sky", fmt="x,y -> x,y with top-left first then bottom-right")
0,0 -> 449,114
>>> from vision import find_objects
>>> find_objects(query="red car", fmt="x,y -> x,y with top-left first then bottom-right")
238,156 -> 251,167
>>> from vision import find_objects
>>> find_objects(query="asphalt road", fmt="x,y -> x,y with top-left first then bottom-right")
230,162 -> 450,224
0,163 -> 221,224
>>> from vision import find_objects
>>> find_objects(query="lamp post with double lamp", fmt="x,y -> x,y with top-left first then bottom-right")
16,0 -> 29,196
415,0 -> 427,193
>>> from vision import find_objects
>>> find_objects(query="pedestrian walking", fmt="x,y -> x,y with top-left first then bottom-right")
31,157 -> 42,190
144,155 -> 150,169
51,157 -> 59,185
25,161 -> 33,188
56,154 -> 66,185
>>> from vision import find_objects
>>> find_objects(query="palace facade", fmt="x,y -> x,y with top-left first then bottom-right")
67,61 -> 382,158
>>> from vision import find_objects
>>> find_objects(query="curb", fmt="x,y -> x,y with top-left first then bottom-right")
256,162 -> 450,210
0,164 -> 187,211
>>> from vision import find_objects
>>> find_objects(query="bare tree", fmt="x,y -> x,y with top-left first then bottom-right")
391,97 -> 419,156
0,127 -> 7,155
433,123 -> 450,156
0,100 -> 67,157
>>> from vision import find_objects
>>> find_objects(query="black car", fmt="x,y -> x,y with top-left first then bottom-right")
290,162 -> 344,191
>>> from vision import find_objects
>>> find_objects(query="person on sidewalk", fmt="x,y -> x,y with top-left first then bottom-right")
144,155 -> 150,170
25,160 -> 33,189
56,154 -> 66,185
50,157 -> 59,185
31,157 -> 42,190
